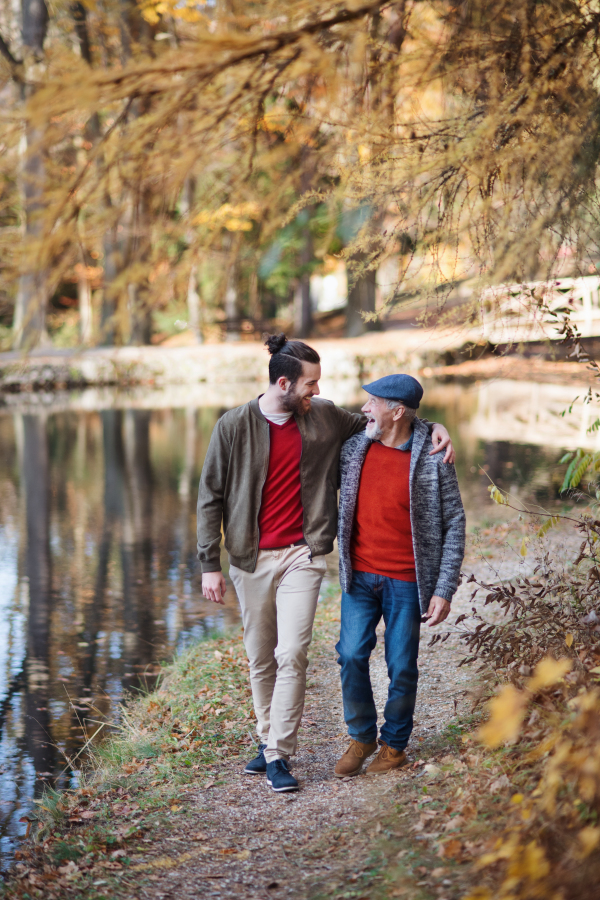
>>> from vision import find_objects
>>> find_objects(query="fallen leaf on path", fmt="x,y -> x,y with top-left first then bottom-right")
121,758 -> 146,775
489,774 -> 510,792
438,839 -> 463,860
57,862 -> 79,878
444,816 -> 465,831
200,780 -> 216,790
236,850 -> 251,860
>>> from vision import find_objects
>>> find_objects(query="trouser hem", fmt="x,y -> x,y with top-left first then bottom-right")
348,731 -> 378,744
264,751 -> 289,764
379,733 -> 409,751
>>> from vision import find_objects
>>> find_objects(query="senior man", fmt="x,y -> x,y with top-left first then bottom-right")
334,374 -> 465,777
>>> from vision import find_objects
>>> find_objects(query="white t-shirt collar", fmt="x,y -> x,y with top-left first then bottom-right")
259,398 -> 293,426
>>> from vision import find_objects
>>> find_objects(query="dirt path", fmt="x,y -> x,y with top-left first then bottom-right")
116,544 -> 499,900
13,521 -> 578,900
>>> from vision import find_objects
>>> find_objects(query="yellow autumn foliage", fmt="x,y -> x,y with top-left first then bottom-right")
526,657 -> 571,693
478,684 -> 529,749
468,657 -> 600,900
478,658 -> 571,749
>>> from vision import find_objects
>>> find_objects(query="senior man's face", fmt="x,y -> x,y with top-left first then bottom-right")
361,394 -> 393,439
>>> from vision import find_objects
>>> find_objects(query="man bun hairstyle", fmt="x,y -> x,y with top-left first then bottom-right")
264,333 -> 320,386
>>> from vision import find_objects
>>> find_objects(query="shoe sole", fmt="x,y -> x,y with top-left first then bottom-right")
266,779 -> 299,792
244,768 -> 267,775
333,768 -> 362,778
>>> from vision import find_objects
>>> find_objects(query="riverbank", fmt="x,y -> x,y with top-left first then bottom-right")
4,516 -> 579,900
0,330 -> 593,397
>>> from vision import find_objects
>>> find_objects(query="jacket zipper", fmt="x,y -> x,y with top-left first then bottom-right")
297,417 -> 312,560
253,419 -> 271,571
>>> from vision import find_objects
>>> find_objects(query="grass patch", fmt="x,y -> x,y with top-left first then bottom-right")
2,626 -> 256,899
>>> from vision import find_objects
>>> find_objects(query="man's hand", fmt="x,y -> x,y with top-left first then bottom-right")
430,424 -> 455,464
202,572 -> 227,605
423,595 -> 451,627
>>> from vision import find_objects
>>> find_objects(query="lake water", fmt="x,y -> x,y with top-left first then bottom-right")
0,374 -> 590,865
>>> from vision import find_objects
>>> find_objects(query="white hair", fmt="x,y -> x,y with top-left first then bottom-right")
383,398 -> 417,422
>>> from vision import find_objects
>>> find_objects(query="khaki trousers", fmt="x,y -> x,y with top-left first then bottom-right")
230,545 -> 327,763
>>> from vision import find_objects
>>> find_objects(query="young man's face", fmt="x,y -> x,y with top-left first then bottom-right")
282,362 -> 321,415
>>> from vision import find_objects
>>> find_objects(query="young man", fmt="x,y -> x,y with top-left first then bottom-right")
334,374 -> 465,777
198,336 -> 454,792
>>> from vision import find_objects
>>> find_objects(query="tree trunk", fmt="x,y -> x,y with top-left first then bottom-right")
346,255 -> 380,337
11,0 -> 50,351
182,177 -> 202,343
100,224 -> 122,345
187,266 -> 202,343
294,271 -> 313,338
13,121 -> 49,350
127,177 -> 154,345
128,283 -> 152,345
296,157 -> 314,338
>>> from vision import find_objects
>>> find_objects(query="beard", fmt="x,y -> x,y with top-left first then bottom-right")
281,385 -> 308,416
365,419 -> 382,440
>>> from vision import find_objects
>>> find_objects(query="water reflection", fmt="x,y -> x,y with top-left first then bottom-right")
0,376 -> 585,864
0,406 -> 243,864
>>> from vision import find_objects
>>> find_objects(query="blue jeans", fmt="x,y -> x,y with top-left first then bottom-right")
336,571 -> 421,751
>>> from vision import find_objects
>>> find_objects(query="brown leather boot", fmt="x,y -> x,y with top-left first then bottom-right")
334,739 -> 378,778
365,742 -> 408,775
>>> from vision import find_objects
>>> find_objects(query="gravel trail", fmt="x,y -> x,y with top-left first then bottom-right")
124,521 -> 578,900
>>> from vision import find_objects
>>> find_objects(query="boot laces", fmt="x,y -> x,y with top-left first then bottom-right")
349,739 -> 366,758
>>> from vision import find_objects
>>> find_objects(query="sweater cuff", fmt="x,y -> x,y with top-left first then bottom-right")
432,580 -> 456,603
200,559 -> 222,574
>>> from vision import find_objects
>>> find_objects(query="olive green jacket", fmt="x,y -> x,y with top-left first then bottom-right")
197,397 -> 366,573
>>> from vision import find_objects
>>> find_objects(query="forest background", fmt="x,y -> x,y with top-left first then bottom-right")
3,4 -> 600,900
3,0 -> 600,351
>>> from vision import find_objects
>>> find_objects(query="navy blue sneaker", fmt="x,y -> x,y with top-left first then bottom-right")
244,743 -> 267,775
266,759 -> 299,792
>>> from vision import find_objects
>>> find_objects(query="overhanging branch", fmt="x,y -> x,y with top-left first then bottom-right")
83,0 -> 391,96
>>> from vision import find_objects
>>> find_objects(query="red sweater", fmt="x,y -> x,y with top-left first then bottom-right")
350,442 -> 416,581
258,419 -> 304,549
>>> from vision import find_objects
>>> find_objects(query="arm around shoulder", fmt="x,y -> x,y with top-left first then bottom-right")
336,405 -> 367,440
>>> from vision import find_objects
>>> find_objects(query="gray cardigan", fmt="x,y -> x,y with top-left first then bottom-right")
338,418 -> 466,613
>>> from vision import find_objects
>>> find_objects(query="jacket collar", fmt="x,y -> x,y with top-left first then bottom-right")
409,417 -> 429,484
410,417 -> 429,454
249,397 -> 269,423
